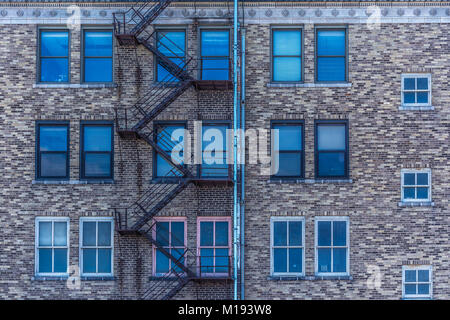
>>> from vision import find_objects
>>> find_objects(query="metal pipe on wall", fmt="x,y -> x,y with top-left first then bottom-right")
240,27 -> 246,301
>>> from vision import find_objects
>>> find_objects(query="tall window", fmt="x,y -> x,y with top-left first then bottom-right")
272,122 -> 304,178
35,217 -> 69,275
156,30 -> 186,82
315,121 -> 349,178
401,169 -> 431,202
403,266 -> 432,299
83,30 -> 113,83
200,29 -> 230,80
315,217 -> 349,275
153,218 -> 186,275
80,122 -> 113,180
197,218 -> 231,276
316,28 -> 347,82
271,217 -> 304,276
39,29 -> 69,83
80,217 -> 113,276
401,74 -> 431,107
201,123 -> 229,178
36,122 -> 69,180
154,123 -> 185,178
272,28 -> 302,82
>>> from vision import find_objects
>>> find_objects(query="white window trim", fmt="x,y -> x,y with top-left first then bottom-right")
35,217 -> 70,277
402,265 -> 433,299
270,216 -> 305,277
79,217 -> 114,277
401,74 -> 432,107
314,216 -> 350,276
401,168 -> 432,203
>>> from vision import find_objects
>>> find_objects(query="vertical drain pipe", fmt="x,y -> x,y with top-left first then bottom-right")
240,27 -> 246,300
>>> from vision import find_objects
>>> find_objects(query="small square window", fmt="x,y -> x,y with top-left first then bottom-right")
401,74 -> 431,107
402,266 -> 432,299
401,169 -> 431,202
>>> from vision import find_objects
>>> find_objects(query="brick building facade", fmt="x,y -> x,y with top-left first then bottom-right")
0,0 -> 449,300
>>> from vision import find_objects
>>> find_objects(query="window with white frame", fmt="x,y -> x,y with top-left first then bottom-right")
80,217 -> 114,276
401,74 -> 431,106
315,217 -> 349,275
271,217 -> 304,276
403,266 -> 432,299
401,169 -> 431,202
35,217 -> 69,275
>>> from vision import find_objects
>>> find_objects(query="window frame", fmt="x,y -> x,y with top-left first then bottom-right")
314,120 -> 349,179
270,26 -> 304,83
401,169 -> 432,203
196,216 -> 232,277
154,26 -> 187,83
37,27 -> 71,84
314,216 -> 350,276
198,27 -> 231,81
35,217 -> 70,277
401,74 -> 432,107
402,265 -> 433,299
270,216 -> 305,277
270,120 -> 305,179
80,121 -> 114,181
79,216 -> 114,277
315,26 -> 348,83
152,216 -> 187,277
35,121 -> 70,181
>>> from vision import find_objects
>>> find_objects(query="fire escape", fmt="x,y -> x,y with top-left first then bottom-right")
113,1 -> 233,300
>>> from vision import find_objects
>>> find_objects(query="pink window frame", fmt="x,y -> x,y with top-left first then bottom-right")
152,216 -> 187,277
196,216 -> 232,277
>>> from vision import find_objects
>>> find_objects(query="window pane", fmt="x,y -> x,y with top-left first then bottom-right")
403,187 -> 415,199
333,221 -> 347,246
157,31 -> 185,57
53,222 -> 67,246
417,92 -> 428,104
273,125 -> 302,151
41,31 -> 69,57
157,58 -> 184,82
84,153 -> 111,177
404,284 -> 416,295
83,222 -> 96,246
170,247 -> 184,273
40,126 -> 67,151
288,221 -> 302,246
404,78 -> 415,90
84,58 -> 113,82
157,125 -> 184,151
416,173 -> 428,185
318,152 -> 345,177
317,30 -> 345,56
215,222 -> 229,247
275,153 -> 301,177
201,30 -> 229,56
317,57 -> 345,82
84,31 -> 112,57
98,249 -> 112,273
54,248 -> 67,273
171,222 -> 185,247
156,249 -> 169,273
200,248 -> 214,273
403,92 -> 415,104
333,248 -> 347,273
273,248 -> 287,273
318,221 -> 331,246
38,248 -> 52,273
318,248 -> 331,273
273,30 -> 301,56
405,270 -> 416,282
289,248 -> 302,273
404,173 -> 415,185
318,125 -> 346,151
418,284 -> 430,295
83,249 -> 96,273
273,221 -> 287,246
202,126 -> 227,151
418,270 -> 429,282
41,153 -> 67,177
416,78 -> 428,90
200,222 -> 214,246
156,155 -> 180,177
84,126 -> 112,151
201,59 -> 229,80
40,58 -> 69,82
416,187 -> 428,199
39,222 -> 52,246
273,57 -> 301,82
215,248 -> 229,273
156,222 -> 169,247
98,222 -> 111,246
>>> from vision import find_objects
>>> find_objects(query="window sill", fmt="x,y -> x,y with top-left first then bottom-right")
32,275 -> 116,281
398,201 -> 434,207
80,276 -> 116,281
268,178 -> 352,184
399,105 -> 434,111
33,83 -> 118,89
32,180 -> 115,185
267,275 -> 352,281
267,82 -> 352,88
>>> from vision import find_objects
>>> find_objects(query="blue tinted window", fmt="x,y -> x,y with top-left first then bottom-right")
82,124 -> 113,179
155,124 -> 185,177
37,220 -> 68,274
272,124 -> 303,177
156,30 -> 186,82
201,124 -> 229,177
316,123 -> 348,178
274,248 -> 287,273
83,30 -> 113,82
201,30 -> 230,80
273,29 -> 302,82
40,31 -> 69,82
272,219 -> 303,274
317,220 -> 348,274
316,29 -> 346,82
37,124 -> 69,179
81,220 -> 113,275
